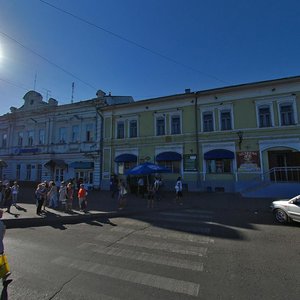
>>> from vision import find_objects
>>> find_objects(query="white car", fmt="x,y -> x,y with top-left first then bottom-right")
271,195 -> 300,223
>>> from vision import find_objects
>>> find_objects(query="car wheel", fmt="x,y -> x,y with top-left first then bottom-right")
274,209 -> 289,223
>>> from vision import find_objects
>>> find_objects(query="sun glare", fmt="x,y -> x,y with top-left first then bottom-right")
0,44 -> 3,62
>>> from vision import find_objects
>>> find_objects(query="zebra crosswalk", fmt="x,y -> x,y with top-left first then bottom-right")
52,209 -> 215,299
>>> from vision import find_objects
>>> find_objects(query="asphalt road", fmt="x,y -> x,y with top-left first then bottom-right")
3,207 -> 300,300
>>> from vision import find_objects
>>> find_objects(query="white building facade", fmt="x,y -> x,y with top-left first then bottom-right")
0,90 -> 133,188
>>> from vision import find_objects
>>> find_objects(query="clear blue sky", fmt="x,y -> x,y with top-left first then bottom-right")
0,0 -> 300,115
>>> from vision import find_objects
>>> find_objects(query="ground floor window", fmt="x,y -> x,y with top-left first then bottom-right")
16,164 -> 21,180
75,170 -> 94,184
206,159 -> 232,173
157,160 -> 180,173
55,168 -> 64,182
26,164 -> 32,180
117,162 -> 136,175
37,164 -> 42,182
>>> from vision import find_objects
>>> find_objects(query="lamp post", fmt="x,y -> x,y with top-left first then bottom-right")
237,131 -> 243,150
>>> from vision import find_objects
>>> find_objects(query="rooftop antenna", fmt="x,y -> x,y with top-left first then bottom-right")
33,72 -> 37,90
71,82 -> 75,103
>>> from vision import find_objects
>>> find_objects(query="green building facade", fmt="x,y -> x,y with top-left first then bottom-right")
100,76 -> 300,196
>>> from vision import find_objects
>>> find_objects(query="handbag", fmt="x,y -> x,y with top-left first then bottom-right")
0,254 -> 10,279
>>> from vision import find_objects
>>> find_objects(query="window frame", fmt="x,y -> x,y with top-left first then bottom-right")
128,119 -> 138,138
202,111 -> 214,132
220,110 -> 232,131
170,114 -> 181,135
278,101 -> 296,126
116,120 -> 125,139
255,100 -> 274,128
155,114 -> 166,136
85,123 -> 94,142
27,130 -> 34,146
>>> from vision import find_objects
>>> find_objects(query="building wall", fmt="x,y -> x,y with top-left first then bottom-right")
101,77 -> 300,193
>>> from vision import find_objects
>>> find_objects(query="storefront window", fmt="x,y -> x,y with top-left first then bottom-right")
206,159 -> 232,173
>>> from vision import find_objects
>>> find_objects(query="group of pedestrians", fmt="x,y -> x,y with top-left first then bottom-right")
110,174 -> 184,210
0,181 -> 20,213
35,180 -> 88,215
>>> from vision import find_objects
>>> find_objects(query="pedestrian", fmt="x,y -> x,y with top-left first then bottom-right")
138,177 -> 145,198
35,183 -> 47,215
110,175 -> 118,198
66,182 -> 74,211
42,181 -> 49,211
77,184 -> 87,212
118,180 -> 127,210
147,183 -> 154,208
175,176 -> 183,204
3,183 -> 12,213
0,209 -> 11,284
11,181 -> 20,207
153,177 -> 160,203
0,181 -> 4,206
47,181 -> 58,208
58,181 -> 68,211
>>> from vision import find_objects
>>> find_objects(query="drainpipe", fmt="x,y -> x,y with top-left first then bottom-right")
96,107 -> 104,189
195,93 -> 201,188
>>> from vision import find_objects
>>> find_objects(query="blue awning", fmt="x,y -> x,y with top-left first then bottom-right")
69,161 -> 94,169
114,153 -> 137,163
156,151 -> 182,161
204,149 -> 234,160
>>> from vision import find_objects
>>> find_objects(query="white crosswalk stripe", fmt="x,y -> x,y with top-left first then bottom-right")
67,209 -> 214,297
52,256 -> 200,296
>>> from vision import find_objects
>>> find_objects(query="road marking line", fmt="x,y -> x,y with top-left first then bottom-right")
52,256 -> 200,296
92,246 -> 204,271
118,237 -> 208,256
158,212 -> 213,219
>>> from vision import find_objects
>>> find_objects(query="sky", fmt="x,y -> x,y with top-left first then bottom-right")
0,0 -> 300,115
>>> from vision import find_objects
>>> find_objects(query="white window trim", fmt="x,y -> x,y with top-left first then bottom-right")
154,113 -> 166,136
116,119 -> 125,139
201,110 -> 215,132
277,96 -> 298,126
127,117 -> 139,138
255,100 -> 275,128
218,104 -> 234,131
169,111 -> 182,135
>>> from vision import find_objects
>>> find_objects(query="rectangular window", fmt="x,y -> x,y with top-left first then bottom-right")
259,106 -> 271,127
203,112 -> 214,132
221,111 -> 232,131
157,160 -> 180,173
171,115 -> 181,135
86,124 -> 94,142
72,125 -> 79,142
37,164 -> 42,181
26,164 -> 31,180
59,127 -> 67,143
280,104 -> 294,126
117,121 -> 125,139
18,132 -> 23,146
39,129 -> 45,144
206,159 -> 232,173
129,120 -> 137,138
156,117 -> 165,136
2,133 -> 7,148
16,164 -> 21,180
28,131 -> 34,146
55,169 -> 64,182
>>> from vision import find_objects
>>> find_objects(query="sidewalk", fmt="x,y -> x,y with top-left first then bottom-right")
2,188 -> 275,229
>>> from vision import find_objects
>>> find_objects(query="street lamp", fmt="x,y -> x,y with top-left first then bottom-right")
237,131 -> 243,150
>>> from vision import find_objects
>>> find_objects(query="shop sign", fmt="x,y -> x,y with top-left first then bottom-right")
237,151 -> 261,172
